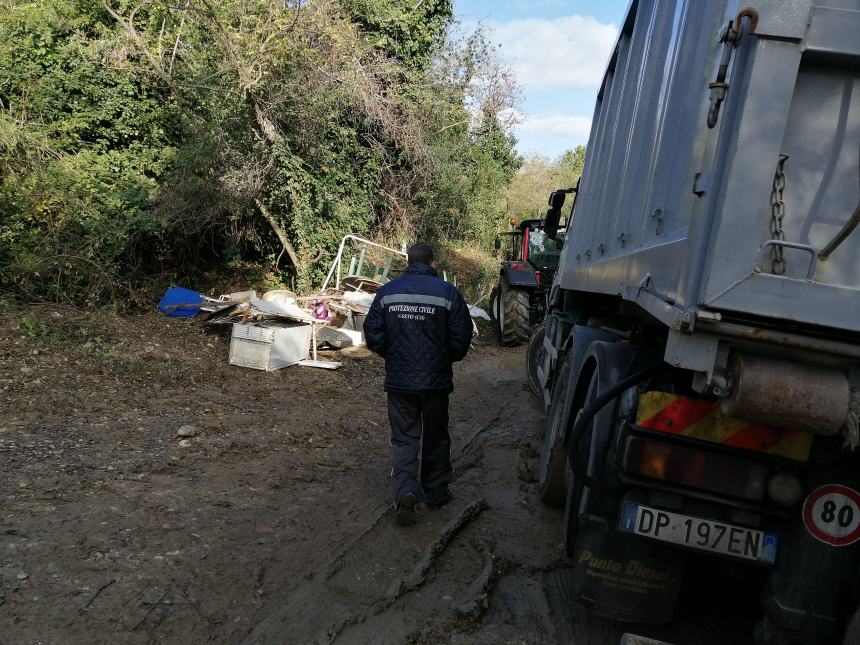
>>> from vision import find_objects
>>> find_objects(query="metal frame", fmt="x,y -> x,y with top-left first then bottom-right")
320,234 -> 407,292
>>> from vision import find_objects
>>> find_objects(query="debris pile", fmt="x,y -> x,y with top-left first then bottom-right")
157,235 -> 407,371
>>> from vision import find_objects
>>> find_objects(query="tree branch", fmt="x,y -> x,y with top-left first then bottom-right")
254,198 -> 300,270
102,3 -> 169,83
101,1 -> 186,110
169,4 -> 188,76
408,0 -> 427,16
253,101 -> 282,144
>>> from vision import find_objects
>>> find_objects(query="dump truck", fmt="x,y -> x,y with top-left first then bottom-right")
533,1 -> 860,643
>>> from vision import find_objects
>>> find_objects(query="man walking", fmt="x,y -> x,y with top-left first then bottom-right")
364,243 -> 472,526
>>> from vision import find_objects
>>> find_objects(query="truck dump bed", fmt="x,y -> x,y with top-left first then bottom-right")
560,0 -> 860,335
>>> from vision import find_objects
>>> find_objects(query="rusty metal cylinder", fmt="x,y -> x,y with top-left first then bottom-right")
721,353 -> 849,435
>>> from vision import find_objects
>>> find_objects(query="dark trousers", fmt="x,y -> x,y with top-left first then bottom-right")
387,391 -> 451,503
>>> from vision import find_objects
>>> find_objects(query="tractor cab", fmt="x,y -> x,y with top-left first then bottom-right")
496,218 -> 565,279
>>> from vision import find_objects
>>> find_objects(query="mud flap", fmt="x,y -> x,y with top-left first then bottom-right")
571,514 -> 683,622
762,517 -> 860,642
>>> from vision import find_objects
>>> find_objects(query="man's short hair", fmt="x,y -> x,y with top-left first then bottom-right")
407,243 -> 435,266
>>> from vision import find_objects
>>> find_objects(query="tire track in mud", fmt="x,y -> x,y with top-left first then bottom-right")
241,349 -> 545,644
246,348 -> 658,645
321,401 -> 504,589
242,345 -> 759,645
241,494 -> 496,644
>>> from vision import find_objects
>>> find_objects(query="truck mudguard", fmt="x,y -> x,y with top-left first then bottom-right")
501,262 -> 539,288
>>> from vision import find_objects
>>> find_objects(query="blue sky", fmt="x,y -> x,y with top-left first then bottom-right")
454,0 -> 630,158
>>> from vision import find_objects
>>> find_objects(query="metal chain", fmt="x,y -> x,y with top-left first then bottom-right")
769,154 -> 789,275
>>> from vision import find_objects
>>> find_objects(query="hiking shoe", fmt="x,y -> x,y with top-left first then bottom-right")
425,488 -> 451,509
395,492 -> 418,526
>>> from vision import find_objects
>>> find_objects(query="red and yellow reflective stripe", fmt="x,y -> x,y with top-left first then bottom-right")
635,391 -> 813,461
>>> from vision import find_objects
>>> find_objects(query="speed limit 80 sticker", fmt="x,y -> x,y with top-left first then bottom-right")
802,484 -> 860,547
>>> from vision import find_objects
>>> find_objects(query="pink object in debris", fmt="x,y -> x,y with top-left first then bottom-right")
312,302 -> 334,322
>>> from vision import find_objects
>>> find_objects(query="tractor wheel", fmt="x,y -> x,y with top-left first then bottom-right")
498,276 -> 530,346
538,349 -> 570,506
526,323 -> 545,398
490,286 -> 502,342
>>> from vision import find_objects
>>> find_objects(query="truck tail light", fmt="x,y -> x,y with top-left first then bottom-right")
623,436 -> 769,501
767,471 -> 804,507
535,270 -> 541,283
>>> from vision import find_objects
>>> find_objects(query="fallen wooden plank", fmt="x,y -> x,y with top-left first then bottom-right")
299,359 -> 342,370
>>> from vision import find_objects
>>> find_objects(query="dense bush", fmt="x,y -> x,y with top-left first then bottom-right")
0,0 -> 523,303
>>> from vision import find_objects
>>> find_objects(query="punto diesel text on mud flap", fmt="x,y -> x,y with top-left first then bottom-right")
619,502 -> 778,564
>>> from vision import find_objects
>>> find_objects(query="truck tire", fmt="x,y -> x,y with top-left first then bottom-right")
526,323 -> 545,398
564,436 -> 586,558
564,369 -> 599,558
498,276 -> 530,346
539,349 -> 570,505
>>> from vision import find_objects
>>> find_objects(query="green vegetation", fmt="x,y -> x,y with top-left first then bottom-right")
505,147 -> 586,222
19,313 -> 113,358
0,1 -> 583,305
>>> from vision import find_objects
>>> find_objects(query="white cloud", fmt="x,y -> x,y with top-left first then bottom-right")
518,114 -> 592,139
490,15 -> 618,89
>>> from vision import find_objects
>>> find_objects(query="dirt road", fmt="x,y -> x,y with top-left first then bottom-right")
1,306 -> 754,644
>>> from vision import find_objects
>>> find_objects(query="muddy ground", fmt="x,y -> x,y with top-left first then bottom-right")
1,303 -> 757,644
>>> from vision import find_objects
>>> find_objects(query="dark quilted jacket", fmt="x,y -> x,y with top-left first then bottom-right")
363,264 -> 472,393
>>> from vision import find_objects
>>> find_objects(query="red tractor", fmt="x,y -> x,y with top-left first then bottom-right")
491,188 -> 574,344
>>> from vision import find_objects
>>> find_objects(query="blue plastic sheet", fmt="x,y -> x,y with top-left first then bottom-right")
158,287 -> 204,317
